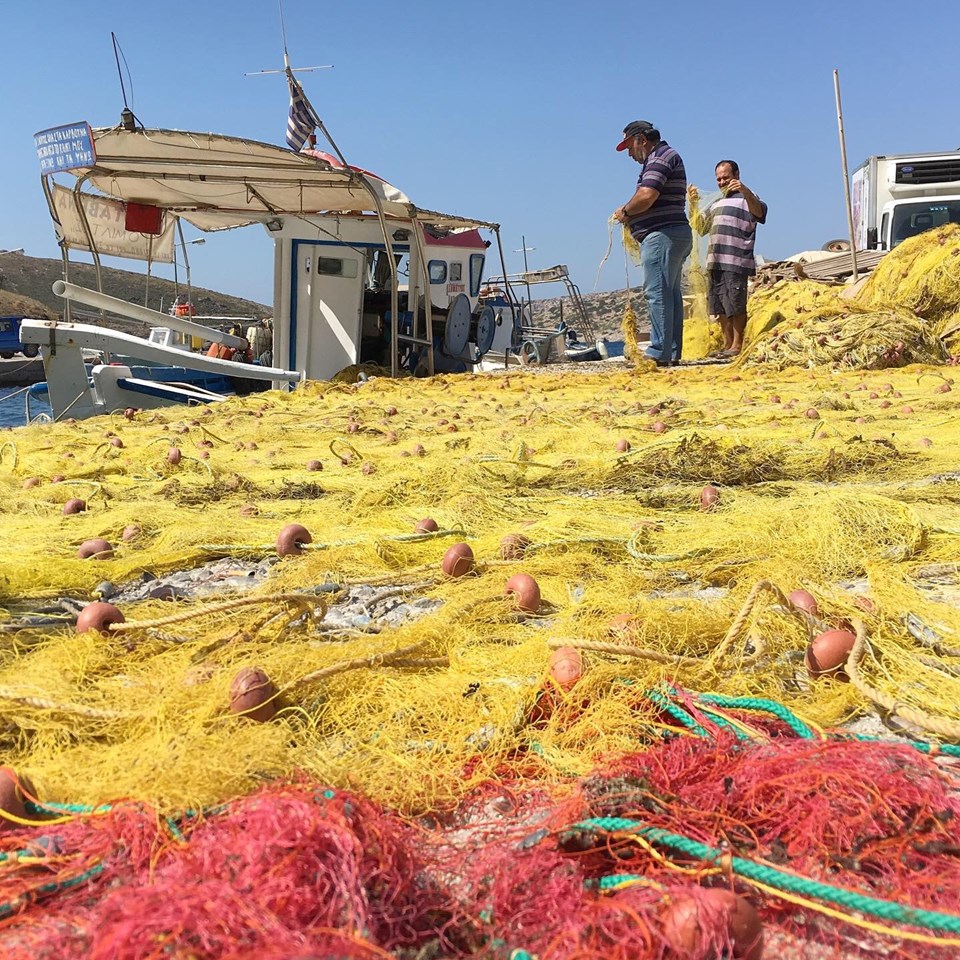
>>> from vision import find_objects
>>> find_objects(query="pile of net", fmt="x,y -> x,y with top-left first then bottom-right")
3,700 -> 960,959
740,223 -> 960,369
0,359 -> 959,955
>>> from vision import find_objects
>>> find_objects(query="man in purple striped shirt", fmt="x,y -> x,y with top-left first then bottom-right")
689,160 -> 767,357
613,121 -> 692,366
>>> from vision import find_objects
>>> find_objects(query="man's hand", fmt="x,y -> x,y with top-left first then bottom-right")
687,185 -> 699,205
726,179 -> 744,195
614,207 -> 629,224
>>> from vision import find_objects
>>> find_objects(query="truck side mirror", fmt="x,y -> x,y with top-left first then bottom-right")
866,227 -> 878,250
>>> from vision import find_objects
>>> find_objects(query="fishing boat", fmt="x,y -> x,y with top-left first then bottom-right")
478,264 -> 607,367
23,116 -> 523,420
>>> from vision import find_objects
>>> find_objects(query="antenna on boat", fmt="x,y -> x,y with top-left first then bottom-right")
111,32 -> 139,131
245,0 -> 353,169
244,0 -> 333,78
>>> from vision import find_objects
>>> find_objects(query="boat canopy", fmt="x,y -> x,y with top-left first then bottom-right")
53,127 -> 497,234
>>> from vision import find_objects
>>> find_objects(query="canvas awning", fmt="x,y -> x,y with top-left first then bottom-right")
55,127 -> 496,235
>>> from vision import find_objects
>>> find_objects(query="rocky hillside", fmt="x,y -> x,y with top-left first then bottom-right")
1,250 -> 647,343
533,286 -> 649,342
0,251 -> 268,334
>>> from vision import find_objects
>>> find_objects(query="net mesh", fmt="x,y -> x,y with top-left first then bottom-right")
0,221 -> 958,956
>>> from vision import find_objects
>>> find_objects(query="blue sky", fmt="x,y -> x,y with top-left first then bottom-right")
1,0 -> 956,307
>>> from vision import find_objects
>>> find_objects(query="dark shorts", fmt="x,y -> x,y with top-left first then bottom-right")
707,269 -> 749,317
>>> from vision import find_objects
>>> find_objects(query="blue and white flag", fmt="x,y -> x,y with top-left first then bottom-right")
286,74 -> 320,152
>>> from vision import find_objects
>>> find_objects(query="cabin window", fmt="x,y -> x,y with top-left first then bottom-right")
428,260 -> 447,284
317,256 -> 358,278
469,254 -> 485,297
449,262 -> 463,282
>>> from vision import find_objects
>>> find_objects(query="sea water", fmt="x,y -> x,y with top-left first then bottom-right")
0,388 -> 52,429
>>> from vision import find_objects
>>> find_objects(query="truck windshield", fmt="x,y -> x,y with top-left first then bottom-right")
891,200 -> 960,247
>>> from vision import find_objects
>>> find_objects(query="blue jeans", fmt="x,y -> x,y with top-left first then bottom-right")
639,223 -> 693,362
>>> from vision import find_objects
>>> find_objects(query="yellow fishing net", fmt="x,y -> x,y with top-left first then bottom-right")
0,356 -> 958,814
739,223 -> 960,366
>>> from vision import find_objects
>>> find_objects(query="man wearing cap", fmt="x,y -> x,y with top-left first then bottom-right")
613,121 -> 692,366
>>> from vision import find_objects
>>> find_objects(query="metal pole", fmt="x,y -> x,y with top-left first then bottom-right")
521,234 -> 533,316
833,69 -> 859,282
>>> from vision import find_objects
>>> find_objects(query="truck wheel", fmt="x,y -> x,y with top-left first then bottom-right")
22,344 -> 39,358
0,351 -> 13,360
822,239 -> 851,253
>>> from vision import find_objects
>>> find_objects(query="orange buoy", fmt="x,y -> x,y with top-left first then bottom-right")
0,768 -> 33,832
229,667 -> 279,722
805,629 -> 856,681
276,523 -> 312,557
77,538 -> 114,560
700,485 -> 720,511
787,589 -> 819,617
499,533 -> 531,561
661,888 -> 763,960
505,573 -> 541,613
442,543 -> 474,577
548,646 -> 583,690
76,601 -> 125,635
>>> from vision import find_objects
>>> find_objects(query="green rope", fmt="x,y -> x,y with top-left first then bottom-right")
26,800 -> 112,815
644,690 -> 710,738
573,817 -> 960,934
688,691 -> 960,757
0,863 -> 105,919
692,694 -> 817,739
846,733 -> 960,758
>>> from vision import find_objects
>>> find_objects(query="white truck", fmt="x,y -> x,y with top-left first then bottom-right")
851,151 -> 960,251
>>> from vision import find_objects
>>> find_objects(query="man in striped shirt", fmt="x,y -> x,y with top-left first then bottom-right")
689,160 -> 767,357
614,121 -> 692,366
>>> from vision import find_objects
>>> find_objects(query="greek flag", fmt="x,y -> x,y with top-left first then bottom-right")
286,74 -> 320,152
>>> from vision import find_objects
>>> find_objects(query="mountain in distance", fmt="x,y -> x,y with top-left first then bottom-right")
0,251 -> 269,334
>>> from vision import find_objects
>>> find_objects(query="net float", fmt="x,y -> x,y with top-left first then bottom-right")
615,438 -> 631,453
547,646 -> 583,690
306,459 -> 323,471
700,485 -> 720,511
787,589 -> 819,617
805,629 -> 856,681
229,667 -> 278,723
660,888 -> 763,960
504,573 -> 541,613
607,612 -> 638,637
442,542 -> 474,577
77,538 -> 114,560
167,447 -> 182,465
276,523 -> 312,557
0,767 -> 34,833
62,497 -> 86,515
499,533 -> 531,561
805,408 -> 820,419
122,524 -> 141,542
415,518 -> 439,534
76,601 -> 125,635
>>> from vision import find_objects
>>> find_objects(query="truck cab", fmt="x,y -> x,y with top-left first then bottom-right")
0,317 -> 41,359
853,152 -> 960,251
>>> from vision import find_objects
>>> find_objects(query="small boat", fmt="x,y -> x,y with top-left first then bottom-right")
23,114 -> 526,420
477,264 -> 607,367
